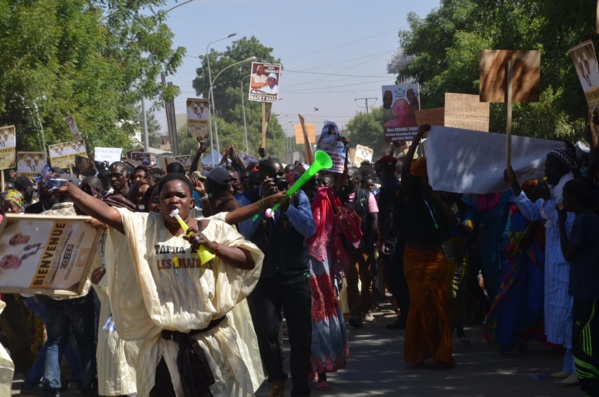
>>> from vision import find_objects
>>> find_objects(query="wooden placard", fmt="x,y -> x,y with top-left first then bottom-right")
444,93 -> 490,132
294,123 -> 316,144
479,50 -> 540,103
0,214 -> 102,296
415,107 -> 445,128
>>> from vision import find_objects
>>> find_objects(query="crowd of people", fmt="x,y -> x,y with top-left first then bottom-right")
0,123 -> 598,397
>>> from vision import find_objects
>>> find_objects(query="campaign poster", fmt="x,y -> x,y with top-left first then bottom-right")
127,149 -> 155,167
94,147 -> 123,165
0,125 -> 16,170
248,62 -> 281,103
0,214 -> 102,296
381,84 -> 420,142
354,145 -> 374,166
163,155 -> 192,171
48,140 -> 87,169
64,115 -> 81,140
17,152 -> 47,178
316,121 -> 346,173
186,98 -> 211,139
568,40 -> 599,147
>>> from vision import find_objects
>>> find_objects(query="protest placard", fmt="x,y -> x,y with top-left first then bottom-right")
17,152 -> 46,178
48,140 -> 87,169
64,115 -> 81,140
163,155 -> 192,170
0,214 -> 102,296
94,147 -> 122,165
415,108 -> 445,128
186,98 -> 211,139
479,50 -> 540,103
444,93 -> 490,132
0,126 -> 16,170
381,84 -> 420,142
294,123 -> 316,144
316,121 -> 345,173
248,62 -> 281,103
354,145 -> 374,165
568,40 -> 599,147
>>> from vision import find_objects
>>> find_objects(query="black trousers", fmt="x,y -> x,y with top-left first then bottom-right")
248,273 -> 312,397
573,298 -> 599,397
383,245 -> 410,321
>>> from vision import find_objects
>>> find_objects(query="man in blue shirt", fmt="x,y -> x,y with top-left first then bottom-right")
239,158 -> 315,397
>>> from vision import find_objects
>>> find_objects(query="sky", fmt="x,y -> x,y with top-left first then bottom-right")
155,0 -> 441,140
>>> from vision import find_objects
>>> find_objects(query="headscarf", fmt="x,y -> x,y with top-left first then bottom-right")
410,157 -> 427,177
547,148 -> 577,170
4,189 -> 24,209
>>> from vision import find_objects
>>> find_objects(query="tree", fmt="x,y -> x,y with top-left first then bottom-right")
397,0 -> 599,141
192,36 -> 285,158
346,108 -> 388,161
0,0 -> 185,155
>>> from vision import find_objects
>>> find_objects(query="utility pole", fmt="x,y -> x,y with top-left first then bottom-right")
354,97 -> 378,114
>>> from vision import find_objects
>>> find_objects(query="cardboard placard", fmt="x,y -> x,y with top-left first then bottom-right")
444,93 -> 490,132
294,123 -> 316,144
479,50 -> 540,103
0,125 -> 16,170
186,98 -> 211,139
248,62 -> 281,103
382,84 -> 420,142
17,152 -> 47,178
48,140 -> 87,169
0,214 -> 102,296
415,108 -> 445,128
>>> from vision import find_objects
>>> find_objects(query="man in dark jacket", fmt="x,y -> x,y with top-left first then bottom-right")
238,158 -> 315,397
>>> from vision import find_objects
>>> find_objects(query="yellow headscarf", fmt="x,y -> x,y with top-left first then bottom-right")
4,189 -> 24,209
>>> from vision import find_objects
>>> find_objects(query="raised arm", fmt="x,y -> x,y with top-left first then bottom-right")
59,182 -> 124,234
402,124 -> 430,194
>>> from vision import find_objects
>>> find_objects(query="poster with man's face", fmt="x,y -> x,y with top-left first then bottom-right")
186,98 -> 211,139
17,152 -> 47,178
0,125 -> 16,170
0,214 -> 102,296
381,84 -> 420,142
64,115 -> 81,140
48,140 -> 87,169
249,62 -> 281,103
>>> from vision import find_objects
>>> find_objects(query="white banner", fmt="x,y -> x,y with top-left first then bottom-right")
423,126 -> 564,194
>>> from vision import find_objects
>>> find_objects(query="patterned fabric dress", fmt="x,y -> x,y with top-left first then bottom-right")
307,187 -> 349,375
484,204 -> 545,353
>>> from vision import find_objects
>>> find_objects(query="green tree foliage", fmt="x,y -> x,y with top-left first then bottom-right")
192,37 -> 285,158
0,0 -> 185,155
346,108 -> 388,161
396,0 -> 599,141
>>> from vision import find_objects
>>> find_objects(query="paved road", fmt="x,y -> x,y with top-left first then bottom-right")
13,302 -> 579,396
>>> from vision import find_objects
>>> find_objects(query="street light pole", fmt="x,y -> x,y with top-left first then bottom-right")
209,56 -> 256,160
240,73 -> 251,155
206,33 -> 236,165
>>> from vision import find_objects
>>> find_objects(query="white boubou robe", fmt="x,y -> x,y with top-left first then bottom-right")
105,209 -> 265,397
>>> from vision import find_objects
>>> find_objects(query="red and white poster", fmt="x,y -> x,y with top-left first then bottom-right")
381,84 -> 420,142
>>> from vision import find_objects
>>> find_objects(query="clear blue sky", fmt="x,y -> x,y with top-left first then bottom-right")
156,0 -> 440,138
